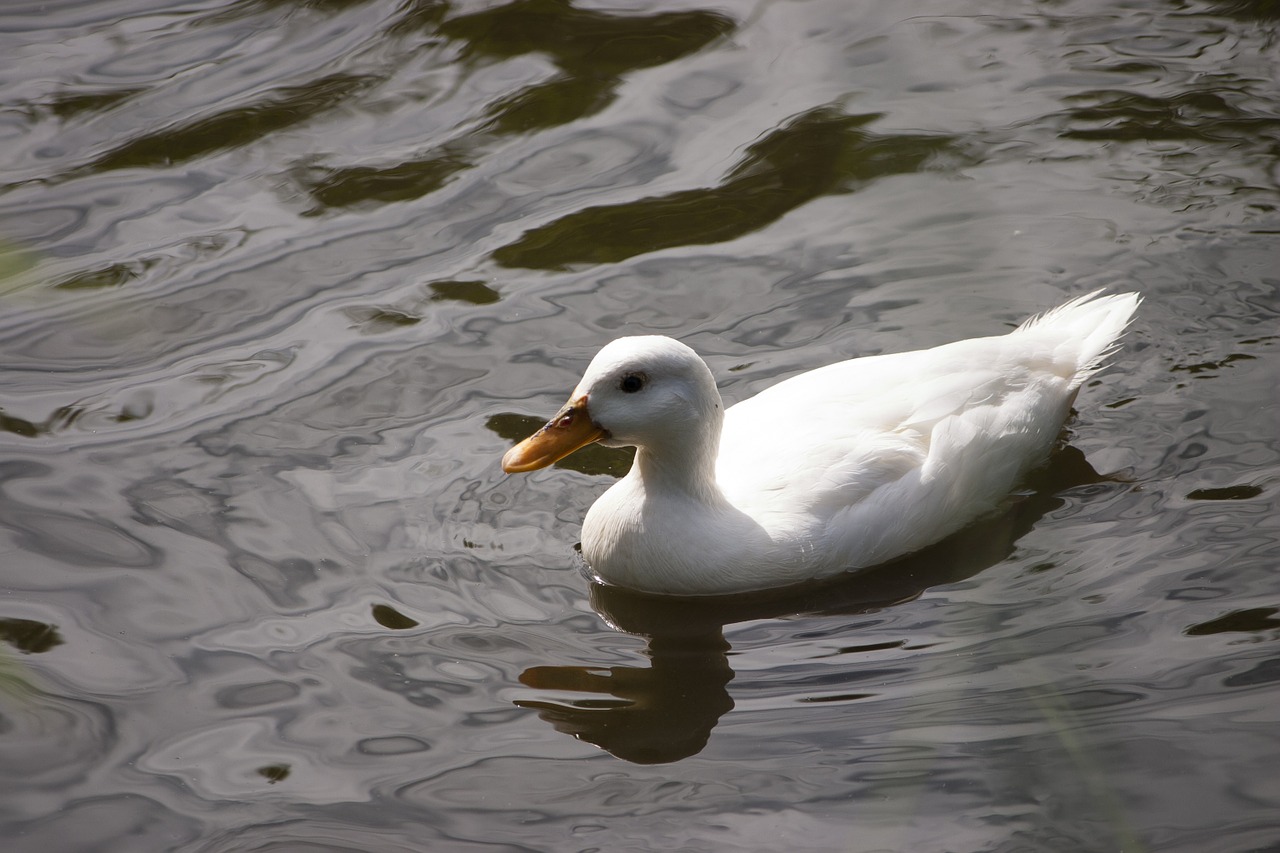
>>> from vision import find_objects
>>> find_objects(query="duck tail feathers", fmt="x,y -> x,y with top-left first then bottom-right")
1017,289 -> 1141,387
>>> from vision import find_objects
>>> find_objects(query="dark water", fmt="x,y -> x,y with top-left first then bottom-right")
1,0 -> 1278,850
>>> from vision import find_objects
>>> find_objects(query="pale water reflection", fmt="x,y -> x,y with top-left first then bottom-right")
1,0 -> 1278,851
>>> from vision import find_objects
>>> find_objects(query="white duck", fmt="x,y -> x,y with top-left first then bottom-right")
502,291 -> 1139,596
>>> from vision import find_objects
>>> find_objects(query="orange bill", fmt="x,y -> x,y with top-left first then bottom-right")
502,396 -> 607,473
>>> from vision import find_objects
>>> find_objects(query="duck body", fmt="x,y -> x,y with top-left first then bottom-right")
503,291 -> 1139,595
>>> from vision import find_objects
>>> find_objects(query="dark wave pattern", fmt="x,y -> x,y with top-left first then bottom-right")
0,0 -> 1278,851
493,107 -> 959,268
38,87 -> 146,121
1059,89 -> 1280,145
81,74 -> 378,176
302,0 -> 734,210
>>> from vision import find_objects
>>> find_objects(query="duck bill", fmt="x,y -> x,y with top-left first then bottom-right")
502,396 -> 607,473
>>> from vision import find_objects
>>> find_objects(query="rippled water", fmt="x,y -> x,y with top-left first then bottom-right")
1,0 -> 1278,850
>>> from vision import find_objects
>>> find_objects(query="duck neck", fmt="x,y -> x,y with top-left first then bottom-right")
631,404 -> 725,506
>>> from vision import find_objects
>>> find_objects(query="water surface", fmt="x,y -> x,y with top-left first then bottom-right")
1,0 -> 1278,850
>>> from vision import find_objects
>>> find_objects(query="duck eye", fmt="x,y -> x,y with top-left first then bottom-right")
618,372 -> 647,393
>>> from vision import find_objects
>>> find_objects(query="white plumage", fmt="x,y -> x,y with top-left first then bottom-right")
503,291 -> 1140,595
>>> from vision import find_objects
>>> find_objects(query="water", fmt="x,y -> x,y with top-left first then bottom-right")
1,0 -> 1278,850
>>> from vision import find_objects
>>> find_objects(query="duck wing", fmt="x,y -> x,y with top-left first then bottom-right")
714,332 -> 1083,567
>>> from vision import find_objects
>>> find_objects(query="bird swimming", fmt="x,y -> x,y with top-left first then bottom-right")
502,291 -> 1140,596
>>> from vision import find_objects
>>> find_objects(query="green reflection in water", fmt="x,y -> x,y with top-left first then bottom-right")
1186,606 -> 1280,635
0,651 -> 37,705
0,619 -> 64,654
427,280 -> 499,305
372,604 -> 420,630
437,0 -> 734,76
1061,89 -> 1280,144
0,411 -> 43,439
0,241 -> 38,295
54,258 -> 158,290
83,74 -> 377,174
494,107 -> 959,269
1186,484 -> 1265,501
478,74 -> 617,135
43,88 -> 145,121
304,0 -> 734,211
1200,0 -> 1280,21
387,0 -> 449,38
304,147 -> 471,210
256,764 -> 291,784
0,405 -> 89,438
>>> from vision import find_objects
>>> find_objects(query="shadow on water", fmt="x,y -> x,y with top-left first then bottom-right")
515,444 -> 1108,764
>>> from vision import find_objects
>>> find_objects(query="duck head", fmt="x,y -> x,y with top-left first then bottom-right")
501,336 -> 723,473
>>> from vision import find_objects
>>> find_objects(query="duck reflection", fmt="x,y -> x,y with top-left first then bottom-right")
519,630 -> 734,765
515,446 -> 1107,763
